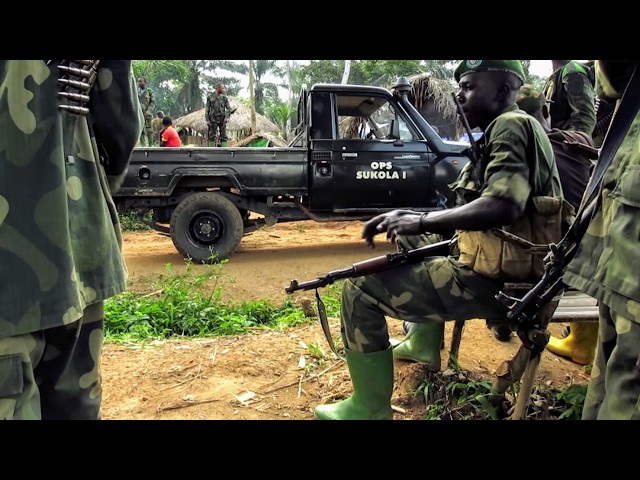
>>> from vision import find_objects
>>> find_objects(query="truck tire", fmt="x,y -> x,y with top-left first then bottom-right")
170,192 -> 244,263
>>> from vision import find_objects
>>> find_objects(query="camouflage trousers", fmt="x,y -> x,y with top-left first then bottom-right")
208,119 -> 228,146
0,302 -> 104,420
340,234 -> 509,353
140,113 -> 153,146
582,303 -> 640,420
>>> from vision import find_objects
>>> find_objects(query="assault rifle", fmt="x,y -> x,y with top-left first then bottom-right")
285,236 -> 456,358
494,197 -> 598,345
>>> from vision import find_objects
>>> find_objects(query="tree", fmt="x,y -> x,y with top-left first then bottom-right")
248,60 -> 256,135
341,60 -> 352,84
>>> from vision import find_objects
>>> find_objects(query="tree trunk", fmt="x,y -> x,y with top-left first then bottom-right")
249,60 -> 257,135
341,60 -> 351,84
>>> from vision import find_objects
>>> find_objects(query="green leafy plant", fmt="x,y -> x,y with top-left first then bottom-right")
118,211 -> 151,231
413,368 -> 587,421
555,384 -> 587,420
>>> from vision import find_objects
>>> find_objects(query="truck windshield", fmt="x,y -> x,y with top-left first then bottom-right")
336,94 -> 416,141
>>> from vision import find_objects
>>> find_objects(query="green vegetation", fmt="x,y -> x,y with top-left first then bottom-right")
410,369 -> 587,420
118,211 -> 151,232
104,258 -> 342,343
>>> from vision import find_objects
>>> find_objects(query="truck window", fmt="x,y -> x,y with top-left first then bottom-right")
336,93 -> 417,142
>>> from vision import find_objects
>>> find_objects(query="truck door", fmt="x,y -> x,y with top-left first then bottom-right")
309,91 -> 440,212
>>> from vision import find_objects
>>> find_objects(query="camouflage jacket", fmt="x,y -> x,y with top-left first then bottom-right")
0,60 -> 141,338
564,60 -> 640,321
205,93 -> 231,122
451,104 -> 562,209
543,61 -> 596,135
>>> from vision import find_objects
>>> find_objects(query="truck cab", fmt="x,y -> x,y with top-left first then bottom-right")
293,77 -> 469,214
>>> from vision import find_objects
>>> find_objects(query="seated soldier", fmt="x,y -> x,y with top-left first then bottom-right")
314,60 -> 567,420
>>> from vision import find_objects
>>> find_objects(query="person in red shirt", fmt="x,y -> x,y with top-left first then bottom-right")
160,116 -> 182,147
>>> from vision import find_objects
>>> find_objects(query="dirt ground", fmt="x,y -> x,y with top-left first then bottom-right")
101,220 -> 590,420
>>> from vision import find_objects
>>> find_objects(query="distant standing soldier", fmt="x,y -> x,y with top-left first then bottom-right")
151,111 -> 164,146
543,60 -> 596,135
206,83 -> 233,147
137,76 -> 155,145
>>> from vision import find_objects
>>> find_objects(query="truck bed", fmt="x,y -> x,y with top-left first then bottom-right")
117,146 -> 309,197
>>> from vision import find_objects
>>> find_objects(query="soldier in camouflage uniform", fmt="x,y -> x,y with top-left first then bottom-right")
0,60 -> 141,419
314,60 -> 565,420
563,60 -> 640,420
151,110 -> 164,146
137,76 -> 155,146
205,83 -> 233,147
543,60 -> 596,135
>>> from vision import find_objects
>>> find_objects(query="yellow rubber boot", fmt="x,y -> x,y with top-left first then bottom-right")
545,322 -> 598,365
392,320 -> 444,370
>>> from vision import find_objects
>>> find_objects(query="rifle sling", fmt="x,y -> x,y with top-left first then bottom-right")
315,289 -> 346,360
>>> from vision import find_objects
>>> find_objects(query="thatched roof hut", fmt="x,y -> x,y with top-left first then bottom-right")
174,97 -> 281,142
403,73 -> 464,141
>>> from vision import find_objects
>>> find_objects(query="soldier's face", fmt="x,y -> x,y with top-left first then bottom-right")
455,72 -> 502,130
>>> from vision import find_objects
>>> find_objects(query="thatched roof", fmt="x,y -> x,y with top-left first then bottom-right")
174,97 -> 280,138
402,72 -> 464,139
405,72 -> 459,120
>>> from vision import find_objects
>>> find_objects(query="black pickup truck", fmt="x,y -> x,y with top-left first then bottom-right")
113,77 -> 470,263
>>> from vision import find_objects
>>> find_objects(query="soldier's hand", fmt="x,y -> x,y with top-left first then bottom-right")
386,213 -> 425,241
362,209 -> 417,248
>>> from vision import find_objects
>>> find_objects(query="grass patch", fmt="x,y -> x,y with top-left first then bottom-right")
104,258 -> 342,343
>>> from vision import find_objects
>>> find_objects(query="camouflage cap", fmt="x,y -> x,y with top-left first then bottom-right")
516,84 -> 551,114
454,60 -> 526,83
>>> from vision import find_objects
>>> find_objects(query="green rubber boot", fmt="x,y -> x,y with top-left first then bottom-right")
393,320 -> 445,370
314,347 -> 394,420
220,141 -> 228,147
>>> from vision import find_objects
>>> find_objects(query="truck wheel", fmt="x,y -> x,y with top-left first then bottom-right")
170,192 -> 243,263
